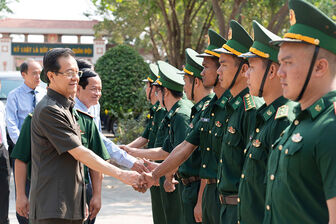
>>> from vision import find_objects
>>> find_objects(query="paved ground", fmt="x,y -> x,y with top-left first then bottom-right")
9,172 -> 153,224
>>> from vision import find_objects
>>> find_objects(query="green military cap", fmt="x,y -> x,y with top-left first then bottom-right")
143,63 -> 159,83
197,29 -> 227,58
240,20 -> 280,63
178,48 -> 204,79
156,61 -> 185,92
270,0 -> 336,55
214,20 -> 253,57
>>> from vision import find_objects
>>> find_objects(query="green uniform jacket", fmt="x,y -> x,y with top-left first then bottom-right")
186,90 -> 232,179
162,99 -> 193,152
264,91 -> 336,224
237,96 -> 295,224
11,109 -> 110,184
179,93 -> 215,178
142,102 -> 159,140
217,88 -> 264,195
149,104 -> 167,149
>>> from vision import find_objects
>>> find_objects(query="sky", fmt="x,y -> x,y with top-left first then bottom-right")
3,0 -> 102,42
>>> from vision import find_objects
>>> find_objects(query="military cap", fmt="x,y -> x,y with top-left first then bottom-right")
240,20 -> 280,63
155,61 -> 185,92
197,29 -> 227,58
178,48 -> 204,79
143,63 -> 159,83
214,20 -> 253,56
270,0 -> 336,55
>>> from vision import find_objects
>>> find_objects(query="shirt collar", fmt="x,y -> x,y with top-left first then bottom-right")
228,87 -> 249,110
166,99 -> 183,119
74,97 -> 89,112
258,96 -> 288,122
193,93 -> 215,112
47,88 -> 73,109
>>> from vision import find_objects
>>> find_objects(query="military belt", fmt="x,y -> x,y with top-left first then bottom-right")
219,194 -> 238,205
205,178 -> 217,184
180,176 -> 201,186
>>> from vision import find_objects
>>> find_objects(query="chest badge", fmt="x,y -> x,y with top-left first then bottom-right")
291,133 -> 303,143
80,129 -> 85,135
189,123 -> 193,128
215,121 -> 222,127
252,139 -> 261,148
228,126 -> 236,134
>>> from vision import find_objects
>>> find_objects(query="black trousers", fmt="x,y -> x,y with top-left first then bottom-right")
0,144 -> 10,224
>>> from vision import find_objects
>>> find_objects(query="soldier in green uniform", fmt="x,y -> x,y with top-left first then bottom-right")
138,29 -> 230,224
122,60 -> 192,224
11,109 -> 110,222
176,48 -> 214,223
236,20 -> 296,224
262,0 -> 336,223
213,20 -> 264,224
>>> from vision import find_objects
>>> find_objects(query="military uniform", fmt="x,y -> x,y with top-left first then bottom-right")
214,21 -> 263,224
236,21 -> 297,224
263,1 -> 336,223
185,29 -> 227,224
155,60 -> 193,224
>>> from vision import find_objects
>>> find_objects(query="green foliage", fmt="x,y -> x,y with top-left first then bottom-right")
95,44 -> 150,118
114,111 -> 146,144
0,0 -> 18,16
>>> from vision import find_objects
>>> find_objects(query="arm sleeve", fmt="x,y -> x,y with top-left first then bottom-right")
100,133 -> 136,169
186,120 -> 201,146
88,121 -> 110,160
11,116 -> 32,163
316,123 -> 336,200
38,106 -> 82,154
5,93 -> 20,143
172,113 -> 190,147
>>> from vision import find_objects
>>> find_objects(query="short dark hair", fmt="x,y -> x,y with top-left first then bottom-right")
76,59 -> 94,70
157,85 -> 183,98
78,68 -> 99,89
20,62 -> 28,74
43,48 -> 75,75
209,57 -> 220,68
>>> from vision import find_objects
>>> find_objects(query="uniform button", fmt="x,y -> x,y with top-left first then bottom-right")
256,128 -> 260,133
151,116 -> 153,119
201,128 -> 204,131
266,205 -> 270,210
215,133 -> 217,136
294,120 -> 299,125
202,164 -> 206,168
192,115 -> 195,119
220,159 -> 223,163
211,113 -> 214,117
270,174 -> 275,180
209,130 -> 212,134
217,179 -> 220,183
285,149 -> 289,154
237,198 -> 240,203
241,174 -> 245,179
278,145 -> 283,150
206,147 -> 210,151
271,144 -> 274,148
244,148 -> 247,154
249,153 -> 252,158
168,124 -> 170,127
238,221 -> 240,224
226,119 -> 229,123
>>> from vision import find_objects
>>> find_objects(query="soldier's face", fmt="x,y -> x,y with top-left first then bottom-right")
77,76 -> 102,108
277,43 -> 314,100
145,82 -> 155,104
201,57 -> 218,88
217,54 -> 239,89
246,57 -> 267,96
22,61 -> 42,89
183,75 -> 193,100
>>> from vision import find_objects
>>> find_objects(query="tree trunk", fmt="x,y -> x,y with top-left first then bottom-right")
211,0 -> 226,37
268,2 -> 289,34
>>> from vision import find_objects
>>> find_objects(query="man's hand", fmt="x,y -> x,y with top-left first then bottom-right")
16,195 -> 29,218
131,159 -> 149,173
143,159 -> 160,172
163,175 -> 178,192
89,194 -> 102,220
119,145 -> 133,154
120,170 -> 141,186
194,200 -> 202,223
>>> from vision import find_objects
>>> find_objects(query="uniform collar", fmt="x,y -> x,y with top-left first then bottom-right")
166,99 -> 183,119
228,87 -> 249,110
258,96 -> 287,122
47,88 -> 74,109
151,101 -> 160,112
295,90 -> 336,120
215,90 -> 232,108
193,93 -> 215,112
74,97 -> 89,112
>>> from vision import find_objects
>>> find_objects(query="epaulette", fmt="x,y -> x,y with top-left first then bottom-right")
275,105 -> 289,120
28,113 -> 33,117
243,94 -> 256,111
202,101 -> 210,111
76,109 -> 94,118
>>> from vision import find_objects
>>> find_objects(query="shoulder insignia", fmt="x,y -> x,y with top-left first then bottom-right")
202,101 -> 210,111
28,113 -> 33,117
243,94 -> 256,111
275,105 -> 289,120
262,105 -> 275,121
76,109 -> 94,118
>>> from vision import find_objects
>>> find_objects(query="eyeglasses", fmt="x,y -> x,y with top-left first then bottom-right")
55,70 -> 83,78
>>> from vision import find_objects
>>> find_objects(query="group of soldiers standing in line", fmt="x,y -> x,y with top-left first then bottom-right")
120,0 -> 336,223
